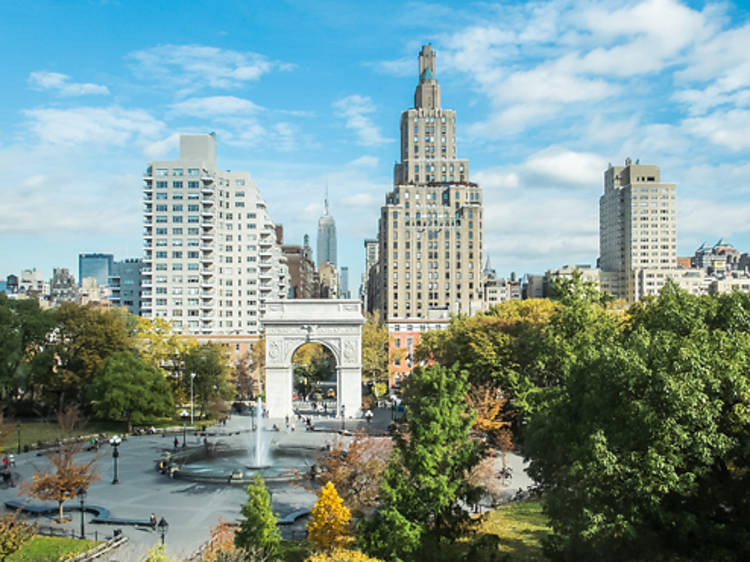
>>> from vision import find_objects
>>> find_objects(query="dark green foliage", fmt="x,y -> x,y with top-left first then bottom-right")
358,365 -> 481,561
183,343 -> 234,418
32,303 -> 133,414
526,282 -> 750,560
0,294 -> 57,411
235,473 -> 281,561
90,351 -> 174,432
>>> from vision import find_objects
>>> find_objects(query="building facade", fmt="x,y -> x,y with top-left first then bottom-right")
282,234 -> 316,298
374,45 -> 483,320
599,158 -> 677,302
109,258 -> 144,315
141,133 -> 288,335
78,253 -> 113,287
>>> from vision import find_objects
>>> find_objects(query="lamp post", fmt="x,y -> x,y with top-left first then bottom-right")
110,436 -> 121,484
77,487 -> 86,539
16,422 -> 21,455
180,410 -> 189,448
190,372 -> 196,426
157,517 -> 169,545
341,404 -> 346,431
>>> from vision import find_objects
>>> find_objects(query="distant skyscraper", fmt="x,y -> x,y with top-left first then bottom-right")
340,266 -> 349,299
142,133 -> 289,335
317,197 -> 337,268
109,258 -> 143,316
79,253 -> 113,287
374,45 -> 483,320
599,158 -> 677,301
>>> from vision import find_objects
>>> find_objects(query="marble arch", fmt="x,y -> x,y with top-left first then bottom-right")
263,300 -> 365,418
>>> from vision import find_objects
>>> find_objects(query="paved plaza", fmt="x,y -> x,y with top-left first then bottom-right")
0,408 -> 533,561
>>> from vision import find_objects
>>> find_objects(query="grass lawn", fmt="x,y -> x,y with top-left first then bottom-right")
470,499 -> 551,561
279,540 -> 311,562
6,536 -> 99,561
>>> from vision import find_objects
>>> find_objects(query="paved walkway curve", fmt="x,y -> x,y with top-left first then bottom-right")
5,500 -> 154,526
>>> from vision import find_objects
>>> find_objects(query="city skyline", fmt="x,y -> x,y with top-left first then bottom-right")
2,0 -> 750,285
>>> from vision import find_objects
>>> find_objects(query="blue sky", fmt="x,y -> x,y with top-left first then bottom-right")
2,0 -> 750,288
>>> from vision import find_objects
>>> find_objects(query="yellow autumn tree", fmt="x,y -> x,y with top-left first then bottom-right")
307,481 -> 352,549
304,548 -> 381,562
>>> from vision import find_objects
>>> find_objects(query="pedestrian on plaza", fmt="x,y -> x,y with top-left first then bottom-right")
149,513 -> 157,529
173,436 -> 179,448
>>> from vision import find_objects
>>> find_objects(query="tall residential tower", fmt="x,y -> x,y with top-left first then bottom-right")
599,158 -> 677,301
374,45 -> 483,320
141,133 -> 288,335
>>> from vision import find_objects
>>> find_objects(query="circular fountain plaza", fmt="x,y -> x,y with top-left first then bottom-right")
0,406 -> 361,560
159,400 -> 320,485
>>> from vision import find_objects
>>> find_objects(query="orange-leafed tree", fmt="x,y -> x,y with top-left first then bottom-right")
466,384 -> 512,453
307,482 -> 352,549
314,431 -> 392,513
22,444 -> 99,523
202,517 -> 241,562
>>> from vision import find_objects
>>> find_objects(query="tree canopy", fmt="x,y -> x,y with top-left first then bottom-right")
359,365 -> 481,561
525,282 -> 750,560
90,351 -> 174,432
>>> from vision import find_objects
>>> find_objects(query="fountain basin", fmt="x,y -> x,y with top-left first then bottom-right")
158,442 -> 316,485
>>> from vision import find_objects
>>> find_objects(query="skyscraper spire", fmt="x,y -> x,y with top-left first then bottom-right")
324,178 -> 330,216
414,44 -> 441,110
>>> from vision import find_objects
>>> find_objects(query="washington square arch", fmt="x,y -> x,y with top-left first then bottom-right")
263,300 -> 365,418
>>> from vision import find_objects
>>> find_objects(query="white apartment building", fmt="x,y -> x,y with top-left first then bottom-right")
141,133 -> 288,335
599,158 -> 677,302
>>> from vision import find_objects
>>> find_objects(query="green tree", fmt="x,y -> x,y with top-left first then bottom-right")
90,351 -> 174,432
32,303 -> 133,413
0,294 -> 57,411
235,473 -> 281,561
361,311 -> 388,383
359,365 -> 481,561
525,283 -> 750,561
183,343 -> 233,419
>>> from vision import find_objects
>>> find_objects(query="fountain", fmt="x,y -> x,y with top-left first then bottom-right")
157,397 -> 316,485
249,397 -> 270,469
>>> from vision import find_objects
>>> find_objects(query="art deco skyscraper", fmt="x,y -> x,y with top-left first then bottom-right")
317,197 -> 337,268
374,45 -> 483,320
141,133 -> 289,335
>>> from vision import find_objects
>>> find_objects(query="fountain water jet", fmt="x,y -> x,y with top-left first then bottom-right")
249,396 -> 270,469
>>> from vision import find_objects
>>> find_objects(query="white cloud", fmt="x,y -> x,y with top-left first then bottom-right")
347,155 -> 379,168
369,57 -> 413,76
435,0 -> 728,136
524,148 -> 607,186
170,96 -> 264,116
0,163 -> 140,235
683,109 -> 750,150
474,148 -> 605,192
144,133 -> 181,159
332,94 -> 391,146
128,44 -> 291,91
23,106 -> 164,146
473,169 -> 520,190
342,193 -> 378,207
680,198 -> 750,240
28,71 -> 109,96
